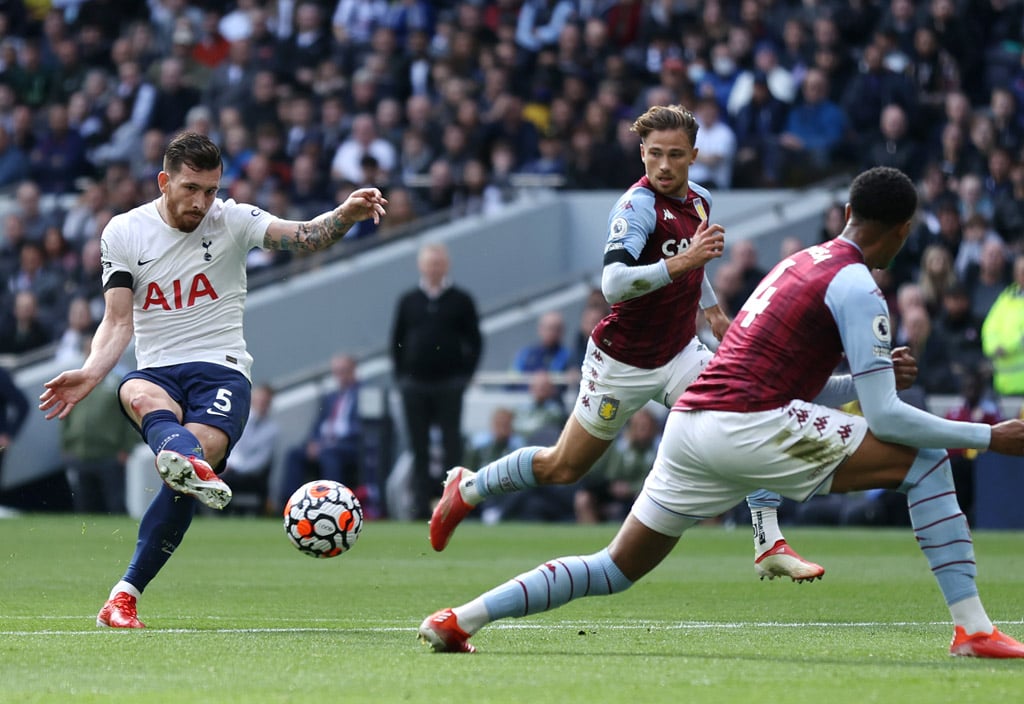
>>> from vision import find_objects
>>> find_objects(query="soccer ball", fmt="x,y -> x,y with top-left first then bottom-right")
283,480 -> 363,558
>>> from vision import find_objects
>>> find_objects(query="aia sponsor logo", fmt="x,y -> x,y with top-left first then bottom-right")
143,274 -> 219,310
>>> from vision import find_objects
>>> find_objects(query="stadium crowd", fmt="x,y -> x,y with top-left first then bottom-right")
1,1 -> 1024,518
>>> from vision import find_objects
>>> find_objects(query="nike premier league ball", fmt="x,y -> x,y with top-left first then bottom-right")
283,480 -> 363,558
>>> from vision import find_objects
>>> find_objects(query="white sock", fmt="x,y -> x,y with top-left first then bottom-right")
949,596 -> 993,635
460,471 -> 483,506
452,597 -> 490,635
751,507 -> 784,556
109,580 -> 141,601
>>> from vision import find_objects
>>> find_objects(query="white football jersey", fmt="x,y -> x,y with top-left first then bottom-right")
100,197 -> 277,379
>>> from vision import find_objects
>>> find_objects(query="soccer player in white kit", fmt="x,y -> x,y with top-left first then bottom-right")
39,132 -> 387,628
419,167 -> 1024,658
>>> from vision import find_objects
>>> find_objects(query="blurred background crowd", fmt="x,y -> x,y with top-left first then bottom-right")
1,0 -> 1024,522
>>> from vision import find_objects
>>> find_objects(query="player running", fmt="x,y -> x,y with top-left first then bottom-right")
419,166 -> 1024,658
431,104 -> 822,581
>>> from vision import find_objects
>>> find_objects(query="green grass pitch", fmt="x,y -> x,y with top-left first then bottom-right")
1,515 -> 1022,703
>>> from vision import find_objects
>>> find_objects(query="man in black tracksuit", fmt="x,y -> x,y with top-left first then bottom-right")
390,242 -> 482,519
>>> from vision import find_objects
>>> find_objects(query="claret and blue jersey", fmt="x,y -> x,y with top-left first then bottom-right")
592,176 -> 713,370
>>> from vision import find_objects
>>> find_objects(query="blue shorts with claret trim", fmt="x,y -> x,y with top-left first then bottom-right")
118,362 -> 252,453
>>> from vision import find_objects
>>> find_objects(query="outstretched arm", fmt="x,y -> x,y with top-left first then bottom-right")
263,187 -> 388,251
40,287 -> 134,420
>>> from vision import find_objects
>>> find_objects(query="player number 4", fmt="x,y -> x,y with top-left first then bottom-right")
738,259 -> 797,328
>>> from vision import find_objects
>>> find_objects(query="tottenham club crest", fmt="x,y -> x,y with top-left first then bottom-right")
201,237 -> 213,261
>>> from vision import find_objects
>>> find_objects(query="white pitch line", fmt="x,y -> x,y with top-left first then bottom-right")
2,620 -> 1023,637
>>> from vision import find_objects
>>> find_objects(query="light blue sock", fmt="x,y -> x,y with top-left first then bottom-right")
746,489 -> 782,510
474,446 -> 541,499
481,547 -> 632,620
898,448 -> 977,606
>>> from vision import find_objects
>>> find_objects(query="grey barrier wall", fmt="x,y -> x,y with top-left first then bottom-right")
3,186 -> 839,493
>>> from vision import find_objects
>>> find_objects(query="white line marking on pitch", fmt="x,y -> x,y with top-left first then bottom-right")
3,619 -> 1022,637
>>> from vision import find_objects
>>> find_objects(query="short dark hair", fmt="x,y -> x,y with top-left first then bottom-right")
163,131 -> 222,174
848,166 -> 917,226
631,104 -> 699,147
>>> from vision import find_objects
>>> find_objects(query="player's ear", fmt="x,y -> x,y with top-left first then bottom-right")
157,171 -> 170,193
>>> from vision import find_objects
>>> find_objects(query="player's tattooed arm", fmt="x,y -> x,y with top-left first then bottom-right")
264,188 -> 388,251
267,210 -> 352,251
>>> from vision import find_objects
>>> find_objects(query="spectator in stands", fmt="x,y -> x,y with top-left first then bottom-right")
278,355 -> 362,509
820,201 -> 847,242
899,303 -> 958,395
863,103 -> 925,182
907,26 -> 961,139
934,283 -> 987,387
516,129 -> 568,185
514,370 -> 568,446
14,179 -> 64,243
982,253 -> 1024,396
390,242 -> 482,519
936,122 -> 972,183
376,186 -> 419,237
690,96 -> 736,189
331,113 -> 397,187
204,38 -> 257,116
986,86 -> 1021,155
463,407 -> 523,489
222,383 -> 279,516
6,240 -> 64,326
893,282 -> 927,346
60,331 -> 136,514
732,70 -> 788,187
0,361 -> 29,482
456,158 -> 506,216
513,310 -> 571,378
841,39 -> 918,153
966,238 -> 1012,319
993,160 -> 1024,247
53,296 -> 96,366
958,173 -> 996,224
727,239 -> 767,311
726,39 -> 796,119
241,69 -> 281,134
777,68 -> 847,185
955,213 -> 1003,281
87,96 -> 143,171
918,243 -> 959,315
0,290 -> 53,355
147,56 -> 201,136
571,302 -> 609,372
483,370 -> 574,524
0,123 -> 29,190
574,406 -> 660,524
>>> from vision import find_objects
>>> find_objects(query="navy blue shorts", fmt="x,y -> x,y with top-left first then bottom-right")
119,362 -> 252,453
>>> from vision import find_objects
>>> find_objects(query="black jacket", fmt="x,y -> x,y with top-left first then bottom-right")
390,285 -> 482,382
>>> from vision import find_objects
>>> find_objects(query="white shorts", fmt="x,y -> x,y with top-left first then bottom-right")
572,337 -> 712,441
632,400 -> 869,537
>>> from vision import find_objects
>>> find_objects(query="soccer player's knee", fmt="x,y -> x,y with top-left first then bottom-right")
128,390 -> 164,419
